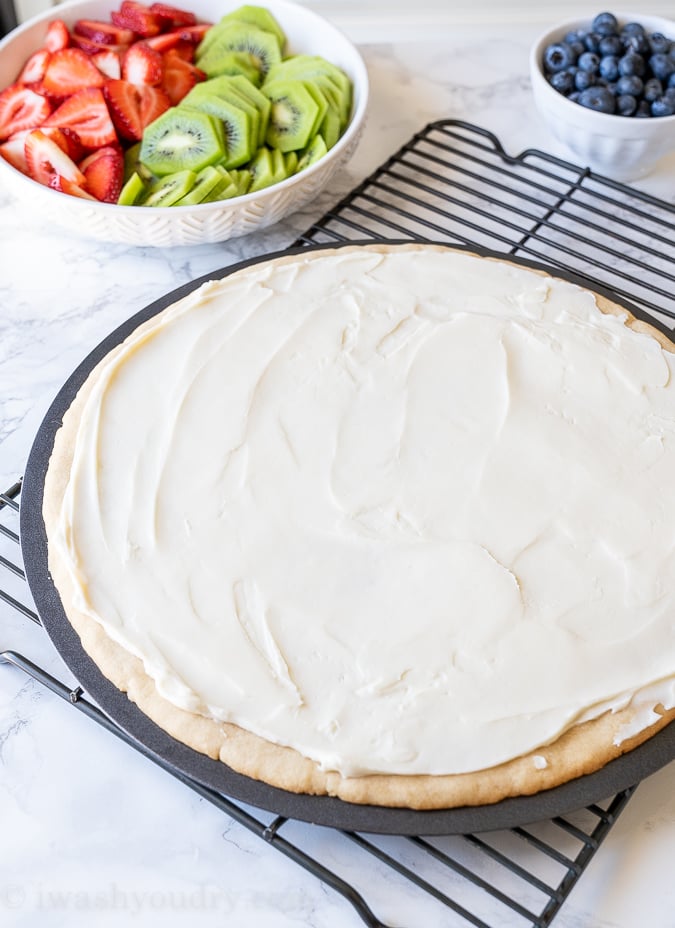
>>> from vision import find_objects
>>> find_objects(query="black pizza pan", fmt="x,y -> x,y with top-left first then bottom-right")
20,241 -> 675,836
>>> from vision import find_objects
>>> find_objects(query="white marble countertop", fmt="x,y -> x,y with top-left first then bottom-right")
1,13 -> 674,928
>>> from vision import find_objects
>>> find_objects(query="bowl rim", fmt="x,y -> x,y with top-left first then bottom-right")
529,9 -> 675,127
0,0 -> 370,214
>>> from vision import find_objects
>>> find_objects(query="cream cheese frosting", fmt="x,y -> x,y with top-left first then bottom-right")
51,245 -> 675,778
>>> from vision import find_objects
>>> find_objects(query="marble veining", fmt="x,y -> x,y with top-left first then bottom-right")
0,17 -> 673,928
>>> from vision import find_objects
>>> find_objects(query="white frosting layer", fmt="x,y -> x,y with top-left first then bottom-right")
53,246 -> 675,777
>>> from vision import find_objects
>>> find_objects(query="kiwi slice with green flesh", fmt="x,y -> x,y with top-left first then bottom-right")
263,80 -> 319,152
187,78 -> 263,155
269,146 -> 287,184
201,50 -> 261,85
219,5 -> 286,49
284,150 -> 298,175
248,146 -> 277,192
222,75 -> 271,145
296,133 -> 328,173
300,81 -> 330,138
178,92 -> 254,168
174,165 -> 224,205
124,141 -> 155,182
117,171 -> 147,205
196,23 -> 282,83
318,104 -> 341,149
142,169 -> 196,206
265,56 -> 352,125
140,108 -> 226,176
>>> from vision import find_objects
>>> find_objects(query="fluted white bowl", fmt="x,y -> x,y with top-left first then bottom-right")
530,12 -> 675,182
0,0 -> 368,246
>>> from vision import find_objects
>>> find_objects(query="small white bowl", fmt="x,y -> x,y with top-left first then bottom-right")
0,0 -> 369,246
530,12 -> 675,182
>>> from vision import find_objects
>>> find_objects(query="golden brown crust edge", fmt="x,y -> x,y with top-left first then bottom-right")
41,243 -> 675,810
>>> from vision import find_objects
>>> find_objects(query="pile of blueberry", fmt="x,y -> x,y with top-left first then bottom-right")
542,11 -> 675,116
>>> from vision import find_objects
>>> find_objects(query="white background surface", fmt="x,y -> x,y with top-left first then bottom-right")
1,4 -> 674,928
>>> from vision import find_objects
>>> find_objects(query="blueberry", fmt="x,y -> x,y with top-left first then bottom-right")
550,70 -> 575,95
616,74 -> 643,96
649,53 -> 675,81
578,51 -> 600,73
621,22 -> 646,39
618,52 -> 645,77
584,32 -> 603,53
599,34 -> 622,56
599,55 -> 619,81
592,12 -> 619,36
623,33 -> 650,55
643,78 -> 663,102
616,93 -> 637,116
666,85 -> 675,104
578,85 -> 616,113
569,91 -> 581,103
652,97 -> 675,117
544,42 -> 576,73
669,73 -> 675,89
649,33 -> 670,55
575,70 -> 596,92
635,100 -> 652,117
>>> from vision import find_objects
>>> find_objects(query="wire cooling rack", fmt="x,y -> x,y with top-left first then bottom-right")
2,119 -> 675,927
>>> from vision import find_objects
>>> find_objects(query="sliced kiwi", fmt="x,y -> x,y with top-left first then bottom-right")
142,170 -> 196,206
196,23 -> 282,83
263,80 -> 319,152
117,171 -> 147,205
284,150 -> 298,175
265,56 -> 352,126
174,165 -> 224,205
296,133 -> 328,173
219,5 -> 286,50
200,50 -> 261,85
139,108 -> 226,176
318,104 -> 341,149
179,90 -> 254,168
300,81 -> 329,138
222,74 -> 271,145
248,146 -> 276,192
124,141 -> 155,182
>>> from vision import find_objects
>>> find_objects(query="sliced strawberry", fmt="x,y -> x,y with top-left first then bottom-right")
24,128 -> 86,187
80,145 -> 124,202
170,23 -> 210,43
122,43 -> 163,86
0,84 -> 52,141
43,87 -> 117,149
92,49 -> 122,80
73,19 -> 135,46
149,3 -> 197,28
43,48 -> 106,96
49,174 -> 98,199
17,48 -> 51,85
161,51 -> 204,105
71,34 -> 131,56
111,2 -> 163,38
103,79 -> 169,141
143,32 -> 184,54
0,135 -> 29,173
44,19 -> 71,53
37,125 -> 86,161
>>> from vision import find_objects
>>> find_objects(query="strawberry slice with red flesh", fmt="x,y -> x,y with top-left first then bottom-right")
111,2 -> 163,38
24,128 -> 86,187
161,51 -> 204,105
104,79 -> 169,141
73,19 -> 135,46
92,50 -> 122,80
80,145 -> 124,202
170,23 -> 210,43
49,174 -> 98,199
122,43 -> 163,85
44,19 -> 71,53
0,84 -> 52,141
71,35 -> 131,57
0,135 -> 29,173
17,49 -> 51,85
43,48 -> 106,96
149,3 -> 197,27
43,87 -> 117,149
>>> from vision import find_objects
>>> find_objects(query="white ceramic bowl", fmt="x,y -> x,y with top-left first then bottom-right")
0,0 -> 368,246
530,12 -> 675,182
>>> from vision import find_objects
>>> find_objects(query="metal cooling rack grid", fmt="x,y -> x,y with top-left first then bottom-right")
2,118 -> 675,927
